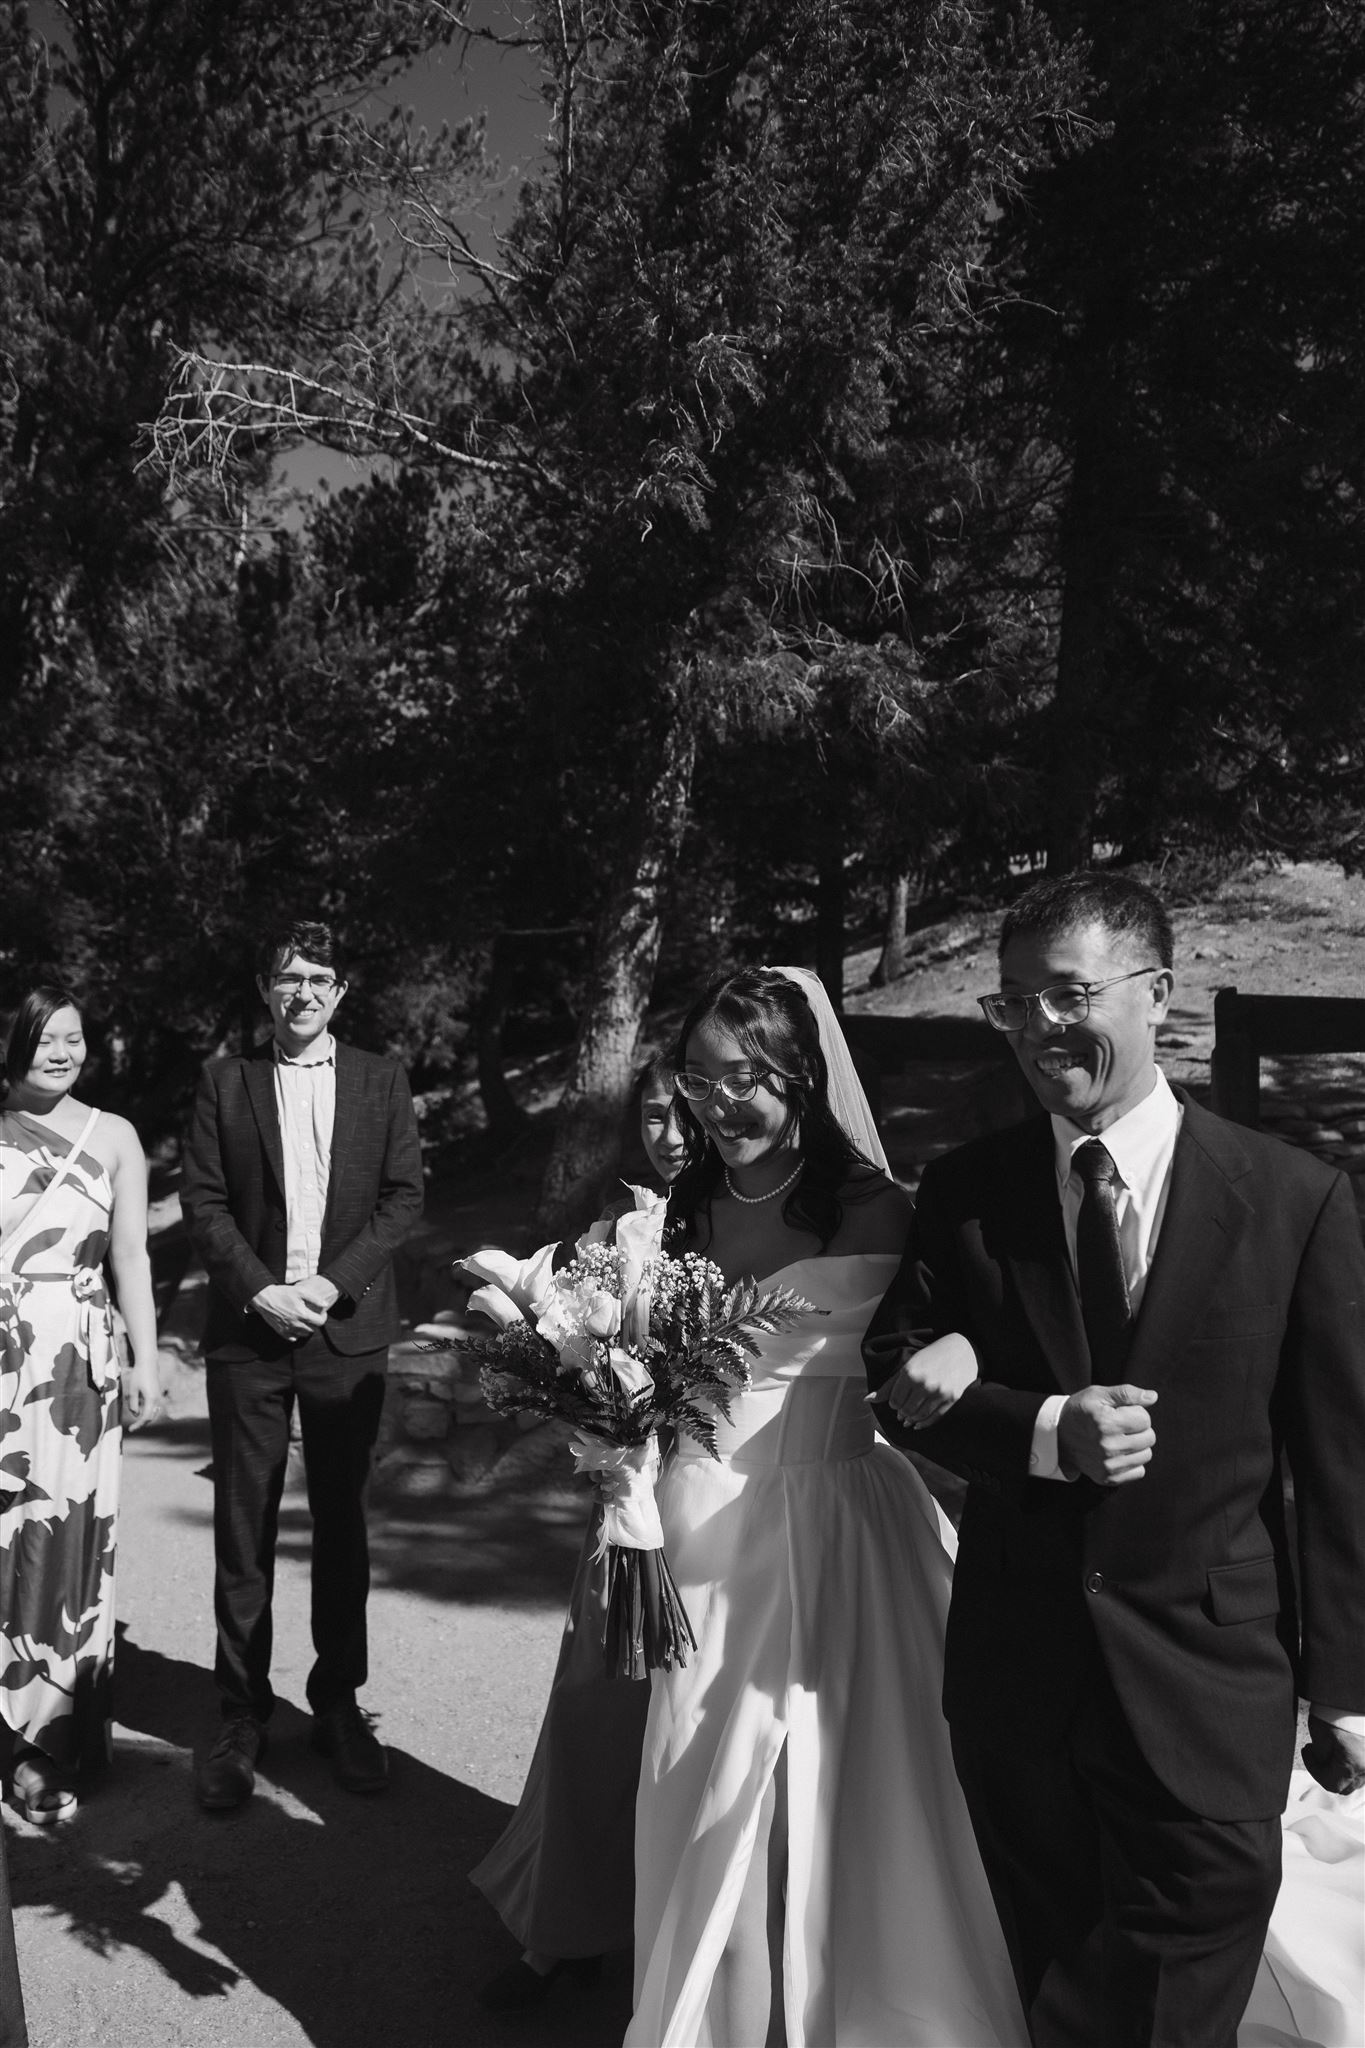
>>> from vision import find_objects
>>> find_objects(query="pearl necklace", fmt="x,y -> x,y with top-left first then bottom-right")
725,1161 -> 803,1205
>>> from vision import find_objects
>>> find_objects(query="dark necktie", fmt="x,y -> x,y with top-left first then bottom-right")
1074,1139 -> 1132,1381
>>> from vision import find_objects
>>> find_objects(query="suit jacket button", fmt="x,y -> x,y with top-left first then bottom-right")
1085,1571 -> 1105,1594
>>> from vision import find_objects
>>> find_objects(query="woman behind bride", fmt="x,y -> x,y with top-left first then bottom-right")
626,966 -> 1027,2048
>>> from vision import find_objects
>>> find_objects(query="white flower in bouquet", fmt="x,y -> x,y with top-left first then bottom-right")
536,1264 -> 626,1375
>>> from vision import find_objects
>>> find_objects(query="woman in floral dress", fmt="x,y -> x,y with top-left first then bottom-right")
0,987 -> 160,1821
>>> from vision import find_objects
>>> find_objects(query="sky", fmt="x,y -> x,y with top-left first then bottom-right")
29,0 -> 548,173
385,4 -> 548,192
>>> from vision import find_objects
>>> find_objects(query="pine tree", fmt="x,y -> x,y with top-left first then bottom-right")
987,0 -> 1365,869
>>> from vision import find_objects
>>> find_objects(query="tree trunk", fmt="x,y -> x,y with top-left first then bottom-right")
869,871 -> 910,987
814,799 -> 846,1009
475,934 -> 530,1140
535,700 -> 696,1238
1046,554 -> 1105,872
1046,358 -> 1123,873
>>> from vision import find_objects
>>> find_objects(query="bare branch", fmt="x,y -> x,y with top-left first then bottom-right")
142,345 -> 533,494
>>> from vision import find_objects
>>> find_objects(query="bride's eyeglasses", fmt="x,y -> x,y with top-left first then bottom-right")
977,967 -> 1159,1033
673,1070 -> 768,1105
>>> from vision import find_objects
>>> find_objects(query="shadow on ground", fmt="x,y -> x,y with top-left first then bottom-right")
147,1394 -> 589,1613
8,1634 -> 631,2047
361,1481 -> 586,1609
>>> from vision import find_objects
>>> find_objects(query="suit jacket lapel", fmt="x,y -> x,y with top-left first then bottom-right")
1127,1098 -> 1253,1386
244,1045 -> 286,1195
996,1119 -> 1091,1395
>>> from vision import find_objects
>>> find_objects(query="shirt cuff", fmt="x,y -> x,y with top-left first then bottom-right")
1311,1705 -> 1365,1738
1029,1394 -> 1075,1482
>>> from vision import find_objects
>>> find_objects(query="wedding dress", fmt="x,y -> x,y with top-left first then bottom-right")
627,1251 -> 1029,2048
1238,1768 -> 1365,2048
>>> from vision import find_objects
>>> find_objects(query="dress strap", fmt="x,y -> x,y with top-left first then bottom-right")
0,1106 -> 102,1269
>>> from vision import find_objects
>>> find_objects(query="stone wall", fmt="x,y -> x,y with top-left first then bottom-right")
376,1320 -> 578,1502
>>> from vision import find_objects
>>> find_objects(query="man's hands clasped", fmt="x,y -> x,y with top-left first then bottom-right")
251,1275 -> 341,1342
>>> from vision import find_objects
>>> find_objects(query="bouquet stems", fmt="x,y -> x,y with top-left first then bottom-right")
603,1540 -> 697,1680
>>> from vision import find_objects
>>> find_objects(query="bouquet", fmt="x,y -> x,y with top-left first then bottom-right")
453,1192 -> 818,1677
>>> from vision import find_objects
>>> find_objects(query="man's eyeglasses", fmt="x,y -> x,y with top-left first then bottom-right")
673,1070 -> 768,1105
272,975 -> 340,997
977,966 -> 1160,1034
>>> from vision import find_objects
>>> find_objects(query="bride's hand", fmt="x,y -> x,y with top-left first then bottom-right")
867,1333 -> 978,1428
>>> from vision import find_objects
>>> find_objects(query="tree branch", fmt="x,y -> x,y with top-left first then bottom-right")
142,345 -> 534,492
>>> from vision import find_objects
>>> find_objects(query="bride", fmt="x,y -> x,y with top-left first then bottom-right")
625,967 -> 1027,2048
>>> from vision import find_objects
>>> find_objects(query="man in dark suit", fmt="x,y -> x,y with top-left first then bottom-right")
182,919 -> 423,1809
865,871 -> 1365,2048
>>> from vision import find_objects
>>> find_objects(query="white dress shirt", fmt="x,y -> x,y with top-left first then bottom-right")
1028,1068 -> 1182,1481
273,1034 -> 336,1285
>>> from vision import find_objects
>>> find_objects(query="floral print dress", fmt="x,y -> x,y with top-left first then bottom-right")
0,1107 -> 122,1772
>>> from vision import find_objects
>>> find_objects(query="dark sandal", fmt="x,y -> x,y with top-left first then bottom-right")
10,1753 -> 77,1824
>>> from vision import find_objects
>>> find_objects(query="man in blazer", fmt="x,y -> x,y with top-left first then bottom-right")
864,872 -> 1365,2048
182,919 -> 423,1809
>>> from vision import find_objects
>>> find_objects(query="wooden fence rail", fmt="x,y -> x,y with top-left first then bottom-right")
1209,989 -> 1365,1128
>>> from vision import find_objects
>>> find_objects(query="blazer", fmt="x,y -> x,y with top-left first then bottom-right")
181,1038 -> 424,1361
863,1089 -> 1365,1822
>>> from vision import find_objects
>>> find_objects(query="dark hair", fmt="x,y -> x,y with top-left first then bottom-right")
664,968 -> 873,1254
635,1052 -> 675,1096
622,1052 -> 679,1148
256,919 -> 346,984
607,1054 -> 683,1194
3,984 -> 85,1086
999,871 -> 1174,970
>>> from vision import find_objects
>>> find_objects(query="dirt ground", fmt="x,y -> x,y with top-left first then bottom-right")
6,859 -> 1364,2047
848,854 -> 1365,1084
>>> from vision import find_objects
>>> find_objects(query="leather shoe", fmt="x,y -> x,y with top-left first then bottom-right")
196,1716 -> 267,1811
311,1700 -> 388,1793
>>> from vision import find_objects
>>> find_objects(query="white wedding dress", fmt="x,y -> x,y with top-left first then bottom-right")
1238,1769 -> 1365,2048
627,1253 -> 1029,2048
